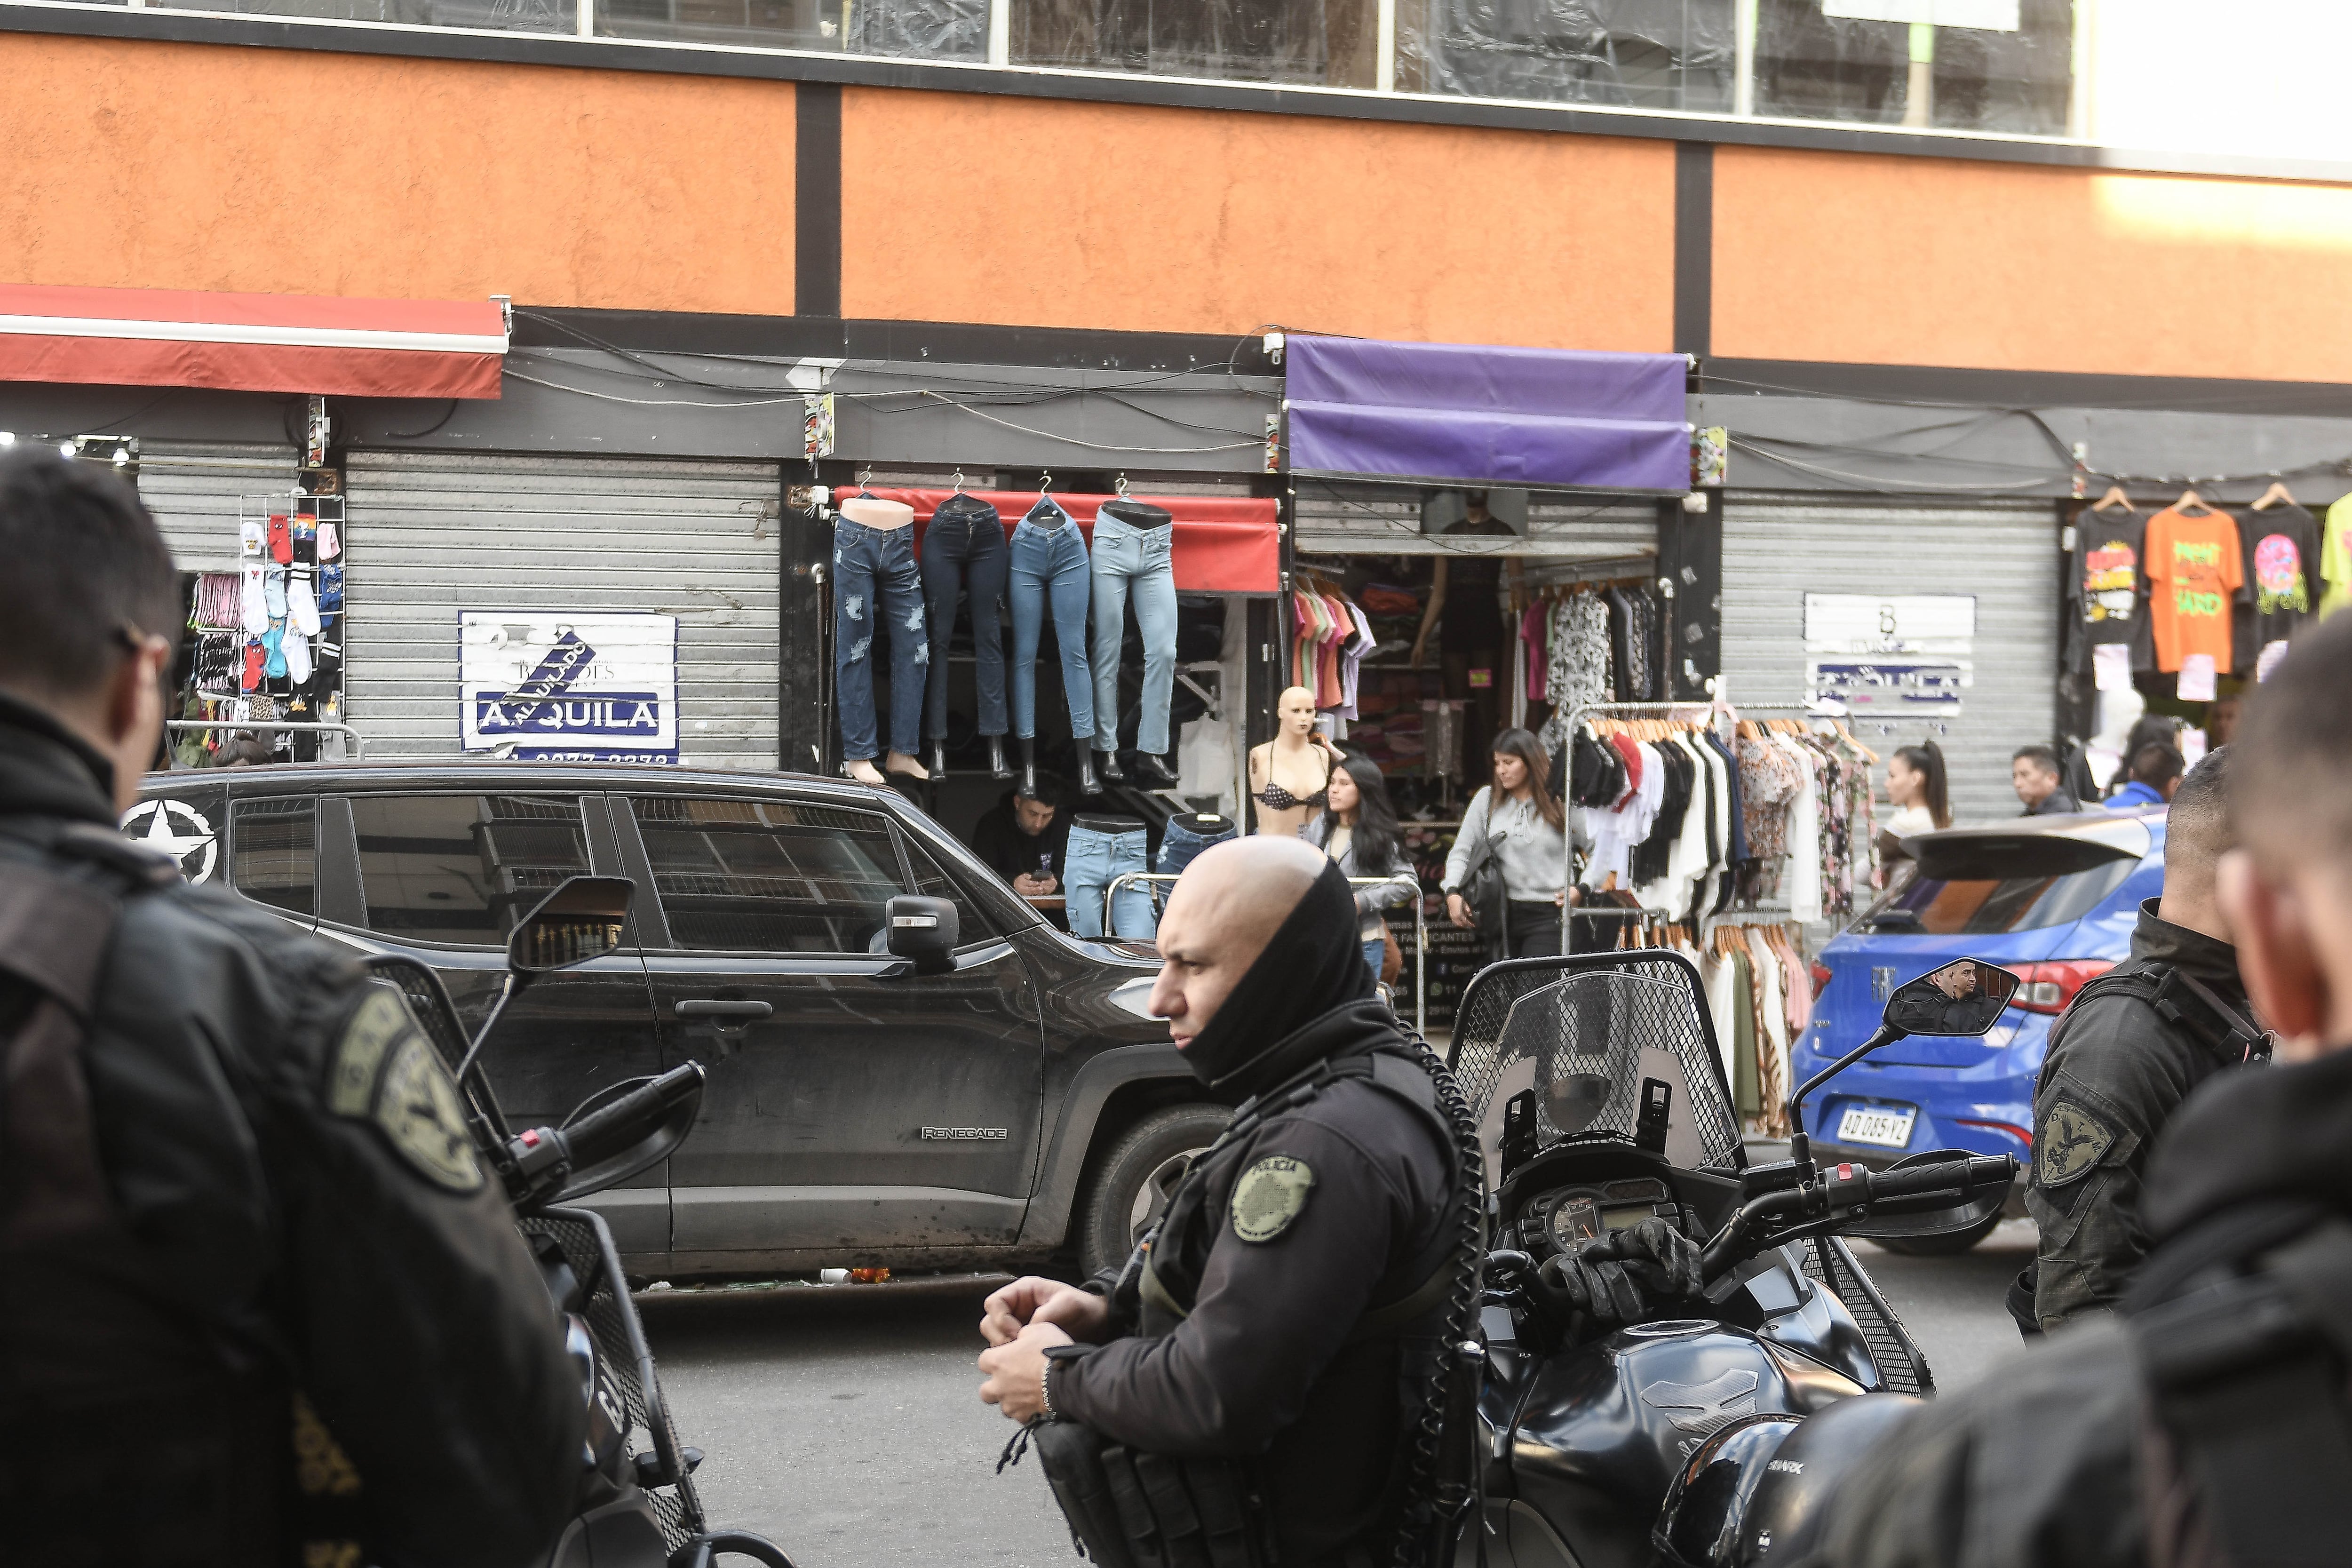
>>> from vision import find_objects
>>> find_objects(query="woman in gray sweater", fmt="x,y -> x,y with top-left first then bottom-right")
1303,752 -> 1421,980
1441,728 -> 1569,959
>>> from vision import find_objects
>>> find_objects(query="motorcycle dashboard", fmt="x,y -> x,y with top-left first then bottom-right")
1524,1177 -> 1685,1256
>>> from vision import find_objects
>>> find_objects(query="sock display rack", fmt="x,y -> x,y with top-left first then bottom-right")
173,484 -> 350,766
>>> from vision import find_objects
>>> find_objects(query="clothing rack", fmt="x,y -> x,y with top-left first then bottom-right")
1554,698 -> 1820,953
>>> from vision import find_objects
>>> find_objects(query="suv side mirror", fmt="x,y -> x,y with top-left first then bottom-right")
885,895 -> 959,976
1881,958 -> 2021,1037
509,876 -> 635,979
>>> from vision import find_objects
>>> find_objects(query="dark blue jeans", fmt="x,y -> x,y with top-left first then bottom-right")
1009,509 -> 1095,742
1155,812 -> 1236,875
834,517 -> 926,760
921,496 -> 1009,740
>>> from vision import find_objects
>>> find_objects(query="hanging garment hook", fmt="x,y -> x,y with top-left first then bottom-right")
1039,471 -> 1053,494
1116,473 -> 1130,497
952,469 -> 967,493
856,466 -> 874,492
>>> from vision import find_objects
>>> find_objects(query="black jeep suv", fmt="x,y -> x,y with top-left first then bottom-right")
127,762 -> 1225,1279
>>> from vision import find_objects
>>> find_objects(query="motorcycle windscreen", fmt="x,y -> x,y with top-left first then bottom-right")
1454,952 -> 1744,1182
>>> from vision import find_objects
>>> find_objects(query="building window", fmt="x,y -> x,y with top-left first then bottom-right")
1753,0 -> 2074,137
597,0 -> 986,56
1397,0 -> 1737,112
152,0 -> 580,36
1012,0 -> 1380,89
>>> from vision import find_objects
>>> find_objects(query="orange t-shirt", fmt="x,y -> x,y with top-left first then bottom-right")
2144,507 -> 2245,673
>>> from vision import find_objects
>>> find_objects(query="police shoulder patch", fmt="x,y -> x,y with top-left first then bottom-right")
1231,1155 -> 1315,1243
328,986 -> 484,1194
2038,1099 -> 2114,1188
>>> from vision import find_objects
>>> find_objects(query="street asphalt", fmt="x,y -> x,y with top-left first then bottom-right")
641,1218 -> 2040,1568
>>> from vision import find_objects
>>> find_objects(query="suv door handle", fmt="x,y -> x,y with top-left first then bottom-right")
674,1000 -> 774,1019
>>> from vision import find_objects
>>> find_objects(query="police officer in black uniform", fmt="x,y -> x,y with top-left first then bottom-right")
1781,613 -> 2352,1568
2011,746 -> 2266,1335
0,453 -> 584,1567
977,835 -> 1471,1568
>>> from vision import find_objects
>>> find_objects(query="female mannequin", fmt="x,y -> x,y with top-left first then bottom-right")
1247,685 -> 1341,837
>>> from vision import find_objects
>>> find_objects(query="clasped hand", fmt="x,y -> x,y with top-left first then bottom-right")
975,1276 -> 1112,1423
1535,1217 -> 1704,1331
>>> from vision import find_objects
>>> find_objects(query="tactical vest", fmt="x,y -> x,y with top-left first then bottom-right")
2125,1207 -> 2352,1568
1011,1041 -> 1479,1568
0,823 -> 291,1565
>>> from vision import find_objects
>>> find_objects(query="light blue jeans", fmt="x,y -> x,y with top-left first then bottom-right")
1065,820 -> 1154,939
1009,510 -> 1095,742
1089,513 -> 1178,756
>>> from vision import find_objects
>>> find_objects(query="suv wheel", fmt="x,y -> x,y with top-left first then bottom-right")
1077,1104 -> 1229,1277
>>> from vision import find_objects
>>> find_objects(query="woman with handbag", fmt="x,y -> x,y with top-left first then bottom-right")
1441,728 -> 1569,959
1303,752 -> 1420,981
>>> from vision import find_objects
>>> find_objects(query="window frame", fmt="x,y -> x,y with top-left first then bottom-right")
620,790 -> 917,960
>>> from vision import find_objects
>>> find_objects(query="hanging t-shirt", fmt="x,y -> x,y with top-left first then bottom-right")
2324,494 -> 2352,622
2234,505 -> 2322,668
2144,506 -> 2245,673
2070,507 -> 2151,670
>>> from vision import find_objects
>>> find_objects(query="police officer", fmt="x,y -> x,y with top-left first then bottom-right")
2012,745 -> 2265,1335
1780,613 -> 2352,1568
977,836 -> 1472,1568
0,453 -> 584,1567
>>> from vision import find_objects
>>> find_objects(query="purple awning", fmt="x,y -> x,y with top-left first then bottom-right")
1284,335 -> 1691,493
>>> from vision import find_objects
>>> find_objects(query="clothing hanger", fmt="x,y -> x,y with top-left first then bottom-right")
1115,474 -> 1130,497
951,469 -> 967,495
855,466 -> 876,499
2250,480 -> 2297,510
2088,486 -> 2135,514
2174,487 -> 2216,516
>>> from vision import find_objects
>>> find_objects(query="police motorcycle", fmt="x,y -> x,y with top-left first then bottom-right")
1451,950 -> 2021,1568
366,876 -> 795,1568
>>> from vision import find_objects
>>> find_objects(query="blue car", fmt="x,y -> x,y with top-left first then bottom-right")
1792,808 -> 2166,1252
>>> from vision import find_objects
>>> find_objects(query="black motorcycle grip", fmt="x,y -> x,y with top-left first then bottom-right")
561,1064 -> 705,1168
1868,1154 -> 2013,1200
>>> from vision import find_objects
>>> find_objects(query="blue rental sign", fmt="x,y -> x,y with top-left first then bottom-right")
461,613 -> 679,762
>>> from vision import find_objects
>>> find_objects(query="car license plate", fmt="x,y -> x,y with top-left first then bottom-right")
1837,1106 -> 1916,1149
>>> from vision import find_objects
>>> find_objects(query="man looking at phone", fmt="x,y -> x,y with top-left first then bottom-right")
973,782 -> 1068,897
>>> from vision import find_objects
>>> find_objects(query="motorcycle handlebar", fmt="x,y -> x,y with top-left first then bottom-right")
1864,1154 -> 2015,1201
557,1064 -> 704,1170
1698,1153 -> 2017,1281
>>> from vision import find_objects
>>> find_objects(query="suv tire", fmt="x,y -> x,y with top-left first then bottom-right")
1077,1104 -> 1230,1278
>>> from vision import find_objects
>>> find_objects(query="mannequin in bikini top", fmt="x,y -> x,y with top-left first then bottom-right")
1247,685 -> 1341,837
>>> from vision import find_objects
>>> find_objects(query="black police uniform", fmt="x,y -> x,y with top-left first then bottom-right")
1784,1040 -> 2352,1568
0,694 -> 585,1567
2018,899 -> 2263,1332
1040,868 -> 1461,1568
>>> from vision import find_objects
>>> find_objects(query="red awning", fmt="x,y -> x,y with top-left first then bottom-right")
867,489 -> 1280,594
0,284 -> 508,399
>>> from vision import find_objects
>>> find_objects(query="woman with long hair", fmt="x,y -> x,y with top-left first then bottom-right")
1304,752 -> 1420,980
1877,739 -> 1952,868
1440,728 -> 1569,959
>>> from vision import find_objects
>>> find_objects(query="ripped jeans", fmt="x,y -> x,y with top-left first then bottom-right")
834,517 -> 927,761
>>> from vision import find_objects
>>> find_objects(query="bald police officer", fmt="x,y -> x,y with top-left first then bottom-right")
978,836 -> 1473,1568
0,452 -> 583,1567
2013,746 -> 2265,1334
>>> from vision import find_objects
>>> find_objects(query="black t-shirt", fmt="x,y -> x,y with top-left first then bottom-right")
2233,504 -> 2322,669
970,793 -> 1067,883
1441,517 -> 1515,653
2071,507 -> 2152,670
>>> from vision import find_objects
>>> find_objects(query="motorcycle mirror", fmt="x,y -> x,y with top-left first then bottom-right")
1879,958 -> 2021,1037
509,876 -> 636,979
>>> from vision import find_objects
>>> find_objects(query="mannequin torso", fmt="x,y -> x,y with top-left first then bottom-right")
1248,734 -> 1335,837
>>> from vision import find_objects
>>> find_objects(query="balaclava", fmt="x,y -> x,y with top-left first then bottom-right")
1179,859 -> 1377,1096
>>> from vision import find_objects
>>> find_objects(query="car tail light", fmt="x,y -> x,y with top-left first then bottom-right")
2010,959 -> 2117,1015
1810,961 -> 1833,1000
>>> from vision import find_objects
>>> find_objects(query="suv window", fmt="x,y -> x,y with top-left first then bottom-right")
632,797 -> 905,954
1857,856 -> 2138,936
231,796 -> 315,917
350,793 -> 590,945
899,830 -> 995,946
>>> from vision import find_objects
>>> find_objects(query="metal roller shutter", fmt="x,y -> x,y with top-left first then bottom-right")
1293,492 -> 1657,562
343,451 -> 783,769
1722,494 -> 2060,829
137,440 -> 302,573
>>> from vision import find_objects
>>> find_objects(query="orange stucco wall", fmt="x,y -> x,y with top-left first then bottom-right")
840,87 -> 1676,350
0,33 -> 797,314
1713,145 -> 2352,382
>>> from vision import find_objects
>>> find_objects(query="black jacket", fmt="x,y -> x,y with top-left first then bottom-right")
0,696 -> 583,1567
2025,899 -> 2255,1328
1792,1039 -> 2352,1568
970,792 -> 1068,885
1049,1001 -> 1455,1565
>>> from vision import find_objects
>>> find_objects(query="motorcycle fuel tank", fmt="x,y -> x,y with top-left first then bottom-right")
1507,1322 -> 1864,1568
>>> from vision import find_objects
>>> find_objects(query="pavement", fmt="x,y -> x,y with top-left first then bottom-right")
644,1218 -> 2040,1568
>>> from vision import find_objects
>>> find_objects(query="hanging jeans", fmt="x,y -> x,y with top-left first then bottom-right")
1155,812 -> 1236,875
1009,515 -> 1094,743
834,517 -> 927,761
1065,815 -> 1154,939
921,496 -> 1010,741
1089,513 -> 1179,756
